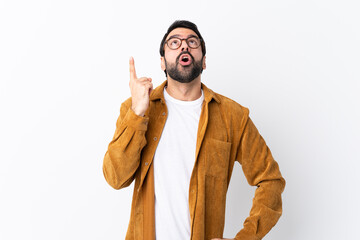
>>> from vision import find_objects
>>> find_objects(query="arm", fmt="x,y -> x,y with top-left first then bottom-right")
103,57 -> 153,190
234,112 -> 286,240
102,100 -> 149,189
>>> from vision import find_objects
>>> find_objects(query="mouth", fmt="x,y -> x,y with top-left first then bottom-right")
179,53 -> 193,66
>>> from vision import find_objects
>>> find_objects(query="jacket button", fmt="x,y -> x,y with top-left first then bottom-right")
145,162 -> 148,166
162,112 -> 166,116
153,137 -> 157,141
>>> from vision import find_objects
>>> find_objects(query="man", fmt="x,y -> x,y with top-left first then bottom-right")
103,20 -> 285,240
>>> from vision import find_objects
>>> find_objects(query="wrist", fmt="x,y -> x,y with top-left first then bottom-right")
131,106 -> 145,117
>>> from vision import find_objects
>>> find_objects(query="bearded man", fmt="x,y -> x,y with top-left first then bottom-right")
103,20 -> 285,240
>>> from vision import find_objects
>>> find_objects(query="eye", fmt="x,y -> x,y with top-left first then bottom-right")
169,39 -> 180,48
188,37 -> 199,47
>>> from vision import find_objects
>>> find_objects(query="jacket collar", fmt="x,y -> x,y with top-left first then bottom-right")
149,80 -> 220,104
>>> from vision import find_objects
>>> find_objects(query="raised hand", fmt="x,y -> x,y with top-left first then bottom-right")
128,56 -> 153,117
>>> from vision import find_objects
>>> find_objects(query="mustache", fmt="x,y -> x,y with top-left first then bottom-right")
176,51 -> 194,63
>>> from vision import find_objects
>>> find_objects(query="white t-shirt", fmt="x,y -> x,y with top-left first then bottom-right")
153,86 -> 204,240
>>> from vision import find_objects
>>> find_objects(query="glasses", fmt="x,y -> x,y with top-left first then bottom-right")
165,36 -> 202,50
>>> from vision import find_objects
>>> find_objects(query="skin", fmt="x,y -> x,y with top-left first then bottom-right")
130,27 -> 206,116
128,27 -> 234,240
129,56 -> 153,117
160,27 -> 206,101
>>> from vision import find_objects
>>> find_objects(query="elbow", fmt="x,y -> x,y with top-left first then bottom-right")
280,176 -> 286,193
102,163 -> 122,189
102,158 -> 136,190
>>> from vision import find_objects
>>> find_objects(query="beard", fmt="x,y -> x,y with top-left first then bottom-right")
164,52 -> 204,83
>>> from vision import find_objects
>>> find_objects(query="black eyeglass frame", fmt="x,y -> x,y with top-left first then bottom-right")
164,36 -> 203,50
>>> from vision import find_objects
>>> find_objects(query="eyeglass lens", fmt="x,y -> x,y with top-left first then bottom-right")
167,37 -> 200,49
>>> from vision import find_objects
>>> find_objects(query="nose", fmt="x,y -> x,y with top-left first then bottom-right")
180,39 -> 189,51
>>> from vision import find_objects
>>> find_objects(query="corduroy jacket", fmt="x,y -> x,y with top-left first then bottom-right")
103,80 -> 285,240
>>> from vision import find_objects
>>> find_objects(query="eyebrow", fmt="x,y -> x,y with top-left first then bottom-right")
167,34 -> 199,40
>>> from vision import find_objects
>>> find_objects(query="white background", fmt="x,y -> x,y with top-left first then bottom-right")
1,0 -> 359,239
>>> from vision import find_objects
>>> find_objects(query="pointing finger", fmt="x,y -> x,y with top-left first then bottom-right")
129,56 -> 137,80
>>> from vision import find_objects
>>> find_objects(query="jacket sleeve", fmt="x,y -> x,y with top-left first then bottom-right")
234,110 -> 286,240
102,99 -> 149,190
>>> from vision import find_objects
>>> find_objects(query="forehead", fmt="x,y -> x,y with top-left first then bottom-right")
166,27 -> 199,40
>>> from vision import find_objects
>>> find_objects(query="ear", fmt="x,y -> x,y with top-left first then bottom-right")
161,57 -> 166,71
202,56 -> 206,70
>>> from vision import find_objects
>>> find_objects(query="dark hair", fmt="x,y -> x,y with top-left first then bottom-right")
159,20 -> 206,57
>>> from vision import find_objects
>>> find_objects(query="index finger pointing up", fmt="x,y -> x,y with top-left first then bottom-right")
129,56 -> 137,80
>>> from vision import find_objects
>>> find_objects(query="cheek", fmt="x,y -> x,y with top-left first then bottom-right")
192,50 -> 203,60
165,51 -> 178,61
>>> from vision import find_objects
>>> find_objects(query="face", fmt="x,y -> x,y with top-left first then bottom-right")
161,28 -> 206,83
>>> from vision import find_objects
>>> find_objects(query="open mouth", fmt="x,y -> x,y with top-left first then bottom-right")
179,54 -> 192,66
182,56 -> 189,62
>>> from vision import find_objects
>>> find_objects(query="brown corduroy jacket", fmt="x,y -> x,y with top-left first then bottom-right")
103,80 -> 285,240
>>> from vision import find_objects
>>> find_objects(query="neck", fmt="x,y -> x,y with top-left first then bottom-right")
165,76 -> 202,101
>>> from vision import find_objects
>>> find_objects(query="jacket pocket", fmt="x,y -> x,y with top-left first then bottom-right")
204,138 -> 232,179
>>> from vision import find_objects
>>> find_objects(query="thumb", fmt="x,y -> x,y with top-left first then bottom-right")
149,84 -> 153,95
